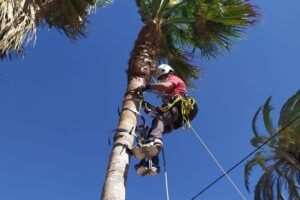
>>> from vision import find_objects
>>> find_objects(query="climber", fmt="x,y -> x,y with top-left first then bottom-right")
132,64 -> 198,176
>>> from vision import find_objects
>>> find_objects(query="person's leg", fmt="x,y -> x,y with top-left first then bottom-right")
148,117 -> 164,139
131,118 -> 163,160
133,107 -> 178,162
143,109 -> 175,157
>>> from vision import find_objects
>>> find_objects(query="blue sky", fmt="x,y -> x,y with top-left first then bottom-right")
0,1 -> 300,200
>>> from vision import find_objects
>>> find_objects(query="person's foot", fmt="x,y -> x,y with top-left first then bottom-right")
131,143 -> 147,161
132,138 -> 163,160
135,159 -> 160,176
142,138 -> 163,158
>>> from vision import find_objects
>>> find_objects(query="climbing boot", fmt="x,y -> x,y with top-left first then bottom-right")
142,138 -> 163,158
132,143 -> 147,160
147,157 -> 160,176
135,159 -> 149,176
135,159 -> 160,176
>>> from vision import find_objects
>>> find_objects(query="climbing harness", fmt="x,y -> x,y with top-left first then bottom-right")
126,84 -> 198,131
141,94 -> 198,132
160,94 -> 197,129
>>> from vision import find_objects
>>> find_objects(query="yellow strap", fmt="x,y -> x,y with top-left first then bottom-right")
159,96 -> 185,112
180,97 -> 196,129
160,96 -> 196,129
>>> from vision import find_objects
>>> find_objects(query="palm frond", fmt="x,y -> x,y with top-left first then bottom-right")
162,0 -> 186,18
254,171 -> 275,200
159,24 -> 201,88
246,90 -> 300,200
158,0 -> 170,17
37,0 -> 107,41
0,0 -> 110,60
167,50 -> 201,88
263,96 -> 276,136
152,0 -> 163,18
161,0 -> 259,59
244,152 -> 266,192
251,101 -> 277,147
276,150 -> 300,170
250,136 -> 270,148
158,0 -> 181,17
252,106 -> 263,137
136,0 -> 151,22
276,176 -> 285,200
279,90 -> 300,129
97,0 -> 113,7
135,0 -> 258,87
0,0 -> 37,59
286,175 -> 300,200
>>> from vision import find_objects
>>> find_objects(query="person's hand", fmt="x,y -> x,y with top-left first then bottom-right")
136,85 -> 150,94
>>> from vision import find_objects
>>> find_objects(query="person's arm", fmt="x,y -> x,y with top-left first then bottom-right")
148,81 -> 175,92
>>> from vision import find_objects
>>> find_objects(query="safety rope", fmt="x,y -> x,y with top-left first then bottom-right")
160,96 -> 196,129
162,148 -> 170,200
181,97 -> 196,129
190,125 -> 246,200
190,116 -> 300,199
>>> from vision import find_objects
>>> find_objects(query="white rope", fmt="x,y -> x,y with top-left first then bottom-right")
162,148 -> 170,200
164,167 -> 170,200
190,125 -> 247,200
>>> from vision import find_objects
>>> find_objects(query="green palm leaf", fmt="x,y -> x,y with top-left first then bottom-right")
279,90 -> 300,129
252,106 -> 263,137
263,96 -> 276,136
135,0 -> 258,87
251,100 -> 277,147
276,176 -> 285,200
162,0 -> 258,58
244,152 -> 267,192
136,0 -> 151,22
245,90 -> 300,200
254,171 -> 275,200
250,136 -> 270,148
153,0 -> 258,86
160,25 -> 201,88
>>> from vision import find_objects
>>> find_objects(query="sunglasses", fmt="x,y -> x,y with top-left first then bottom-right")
158,73 -> 169,81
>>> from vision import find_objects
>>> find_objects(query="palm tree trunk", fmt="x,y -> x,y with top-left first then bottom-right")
101,20 -> 161,200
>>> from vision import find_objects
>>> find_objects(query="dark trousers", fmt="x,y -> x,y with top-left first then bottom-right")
146,107 -> 180,166
148,106 -> 179,139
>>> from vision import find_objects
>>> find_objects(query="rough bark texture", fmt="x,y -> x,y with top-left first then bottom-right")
101,20 -> 160,200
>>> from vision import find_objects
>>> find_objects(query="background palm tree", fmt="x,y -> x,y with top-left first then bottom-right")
0,0 -> 111,59
101,0 -> 258,199
245,91 -> 300,200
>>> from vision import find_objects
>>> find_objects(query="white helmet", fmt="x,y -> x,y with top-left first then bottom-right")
155,64 -> 174,79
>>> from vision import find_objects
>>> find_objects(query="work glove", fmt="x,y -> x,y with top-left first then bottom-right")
142,101 -> 158,117
136,84 -> 151,95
